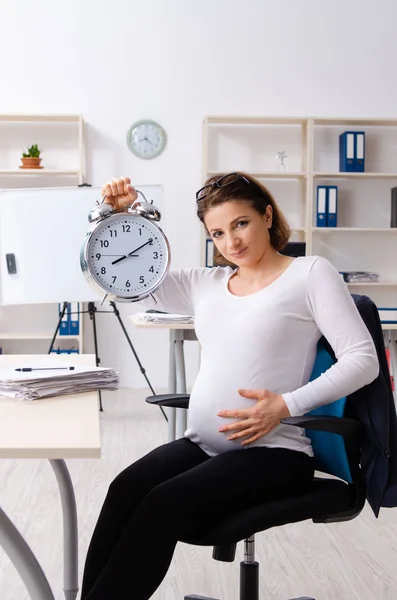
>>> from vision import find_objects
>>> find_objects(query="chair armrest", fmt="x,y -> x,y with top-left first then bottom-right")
145,394 -> 190,409
280,415 -> 362,442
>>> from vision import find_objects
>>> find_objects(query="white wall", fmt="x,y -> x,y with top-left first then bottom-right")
0,0 -> 397,389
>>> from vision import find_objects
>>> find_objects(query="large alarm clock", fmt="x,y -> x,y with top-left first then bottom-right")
80,191 -> 171,303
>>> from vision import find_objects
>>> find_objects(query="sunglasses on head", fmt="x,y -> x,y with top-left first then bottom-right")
195,172 -> 251,203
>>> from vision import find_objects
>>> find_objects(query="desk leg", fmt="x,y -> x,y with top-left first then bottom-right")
0,505 -> 54,599
168,331 -> 177,442
174,331 -> 188,439
49,460 -> 78,600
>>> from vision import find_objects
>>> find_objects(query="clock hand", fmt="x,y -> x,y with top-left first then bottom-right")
111,239 -> 153,265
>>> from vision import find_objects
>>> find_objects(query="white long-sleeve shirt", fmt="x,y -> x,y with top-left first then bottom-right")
140,255 -> 379,457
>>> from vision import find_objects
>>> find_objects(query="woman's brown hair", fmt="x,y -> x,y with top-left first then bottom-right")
196,171 -> 291,267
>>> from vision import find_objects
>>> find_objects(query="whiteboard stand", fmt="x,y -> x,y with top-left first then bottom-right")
47,301 -> 166,420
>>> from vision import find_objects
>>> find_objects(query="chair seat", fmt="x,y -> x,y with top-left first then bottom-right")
181,477 -> 351,547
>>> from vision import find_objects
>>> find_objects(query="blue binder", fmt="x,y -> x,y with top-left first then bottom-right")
58,303 -> 70,335
316,186 -> 328,227
326,186 -> 338,227
354,132 -> 365,172
69,302 -> 80,335
339,131 -> 355,172
50,347 -> 79,354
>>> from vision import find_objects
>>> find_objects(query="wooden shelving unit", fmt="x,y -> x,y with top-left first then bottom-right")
201,115 -> 397,309
0,114 -> 86,353
0,113 -> 85,184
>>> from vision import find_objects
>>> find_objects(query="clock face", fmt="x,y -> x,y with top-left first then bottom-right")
126,120 -> 167,159
83,213 -> 170,301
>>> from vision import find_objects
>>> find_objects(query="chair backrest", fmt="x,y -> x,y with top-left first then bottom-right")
306,340 -> 353,483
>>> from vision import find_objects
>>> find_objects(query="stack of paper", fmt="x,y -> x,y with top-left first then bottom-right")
0,360 -> 119,401
136,312 -> 194,324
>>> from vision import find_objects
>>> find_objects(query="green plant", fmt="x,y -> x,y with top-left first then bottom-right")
22,144 -> 41,158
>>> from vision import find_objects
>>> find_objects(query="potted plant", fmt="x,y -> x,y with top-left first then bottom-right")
20,144 -> 43,169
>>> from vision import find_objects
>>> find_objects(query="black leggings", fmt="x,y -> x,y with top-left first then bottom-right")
81,438 -> 314,600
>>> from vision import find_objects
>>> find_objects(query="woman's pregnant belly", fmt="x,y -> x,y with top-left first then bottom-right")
184,360 -> 273,456
184,359 -> 311,457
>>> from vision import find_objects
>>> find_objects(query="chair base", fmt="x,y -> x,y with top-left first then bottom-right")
184,596 -> 315,600
184,559 -> 315,599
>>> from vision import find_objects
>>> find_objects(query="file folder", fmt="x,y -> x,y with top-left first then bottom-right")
205,239 -> 214,267
327,186 -> 338,227
69,302 -> 80,336
354,132 -> 365,172
392,187 -> 397,227
58,303 -> 70,335
339,132 -> 355,172
316,186 -> 328,227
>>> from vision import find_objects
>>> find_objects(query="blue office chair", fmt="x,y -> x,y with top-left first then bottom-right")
146,295 -> 380,600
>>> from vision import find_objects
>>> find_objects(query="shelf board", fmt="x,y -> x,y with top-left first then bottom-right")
314,172 -> 397,179
0,169 -> 81,176
0,333 -> 79,340
312,227 -> 397,232
205,116 -> 308,126
313,117 -> 397,127
0,114 -> 82,123
206,170 -> 307,179
346,281 -> 397,287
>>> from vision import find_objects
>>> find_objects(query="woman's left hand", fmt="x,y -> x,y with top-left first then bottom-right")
217,389 -> 291,446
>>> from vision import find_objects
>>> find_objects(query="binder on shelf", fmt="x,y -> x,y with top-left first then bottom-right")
58,303 -> 70,335
391,187 -> 397,227
378,308 -> 397,324
316,186 -> 328,227
327,186 -> 338,227
50,347 -> 79,354
339,131 -> 355,172
205,239 -> 214,267
69,302 -> 80,335
354,132 -> 365,172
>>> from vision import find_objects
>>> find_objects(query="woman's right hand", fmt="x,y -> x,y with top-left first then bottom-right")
101,176 -> 138,212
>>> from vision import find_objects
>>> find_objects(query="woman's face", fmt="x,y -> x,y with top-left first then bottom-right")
204,200 -> 273,267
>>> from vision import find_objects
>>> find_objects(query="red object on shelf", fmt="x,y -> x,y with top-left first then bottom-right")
386,348 -> 395,391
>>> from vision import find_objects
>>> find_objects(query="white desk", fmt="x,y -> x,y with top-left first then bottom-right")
0,354 -> 100,600
130,316 -> 197,440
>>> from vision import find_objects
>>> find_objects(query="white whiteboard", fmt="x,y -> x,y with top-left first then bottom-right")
0,185 -> 164,305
